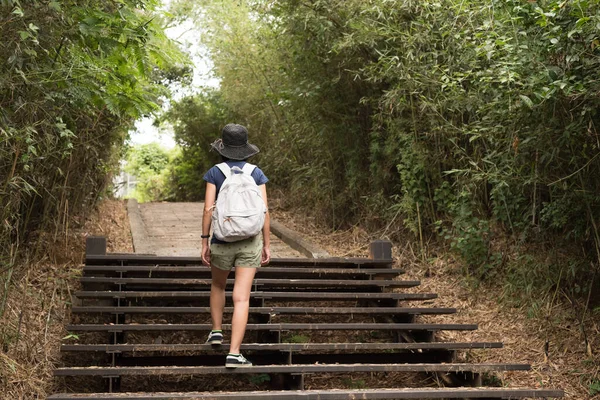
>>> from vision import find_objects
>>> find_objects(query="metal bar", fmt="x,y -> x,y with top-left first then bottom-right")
112,351 -> 457,367
82,266 -> 403,276
60,342 -> 503,353
47,388 -> 565,399
107,263 -> 125,393
65,323 -> 478,332
73,291 -> 437,301
85,255 -> 393,268
78,277 -> 419,288
53,363 -> 531,376
71,306 -> 456,315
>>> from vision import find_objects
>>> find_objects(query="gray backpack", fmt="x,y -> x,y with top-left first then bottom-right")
211,163 -> 266,242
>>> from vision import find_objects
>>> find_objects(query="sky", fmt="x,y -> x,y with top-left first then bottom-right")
128,17 -> 218,149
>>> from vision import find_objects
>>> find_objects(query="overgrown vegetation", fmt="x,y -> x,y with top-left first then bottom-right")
159,90 -> 237,200
164,0 -> 600,303
1,0 -> 184,395
0,1 -> 597,396
0,0 -> 184,287
123,90 -> 236,202
124,143 -> 180,202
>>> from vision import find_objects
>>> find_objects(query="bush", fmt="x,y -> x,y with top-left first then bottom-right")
124,143 -> 179,202
164,0 -> 600,298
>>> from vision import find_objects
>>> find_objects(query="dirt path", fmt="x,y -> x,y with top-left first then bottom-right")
128,201 -> 303,258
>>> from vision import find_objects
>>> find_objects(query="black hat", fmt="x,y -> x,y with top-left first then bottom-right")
210,124 -> 260,160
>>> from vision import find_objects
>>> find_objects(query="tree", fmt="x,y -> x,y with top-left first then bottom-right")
0,0 -> 186,312
165,0 -> 600,297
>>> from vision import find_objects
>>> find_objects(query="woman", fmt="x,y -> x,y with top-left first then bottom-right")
201,123 -> 270,368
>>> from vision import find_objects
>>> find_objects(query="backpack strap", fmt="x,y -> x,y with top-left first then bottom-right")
241,163 -> 256,175
216,162 -> 231,179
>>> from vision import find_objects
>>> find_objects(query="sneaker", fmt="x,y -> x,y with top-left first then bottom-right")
225,353 -> 252,368
206,330 -> 223,345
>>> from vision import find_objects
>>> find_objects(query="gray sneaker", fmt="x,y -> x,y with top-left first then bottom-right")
206,330 -> 223,345
225,353 -> 252,368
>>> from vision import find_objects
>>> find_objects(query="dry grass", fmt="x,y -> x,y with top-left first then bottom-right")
270,204 -> 600,399
0,199 -> 132,399
3,197 -> 598,398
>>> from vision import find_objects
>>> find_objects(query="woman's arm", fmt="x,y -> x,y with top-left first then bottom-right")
260,184 -> 271,265
201,183 -> 217,266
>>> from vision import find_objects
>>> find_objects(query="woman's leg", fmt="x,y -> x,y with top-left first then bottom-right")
229,266 -> 257,355
210,266 -> 231,330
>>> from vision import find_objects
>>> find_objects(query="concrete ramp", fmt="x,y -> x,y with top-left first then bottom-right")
127,199 -> 312,258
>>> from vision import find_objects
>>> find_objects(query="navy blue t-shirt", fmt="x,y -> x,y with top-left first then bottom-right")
203,160 -> 268,244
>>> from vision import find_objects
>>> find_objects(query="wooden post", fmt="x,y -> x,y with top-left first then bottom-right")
369,240 -> 393,267
86,236 -> 107,256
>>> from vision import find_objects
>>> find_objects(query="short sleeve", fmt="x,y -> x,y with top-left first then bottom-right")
203,166 -> 219,185
252,167 -> 269,186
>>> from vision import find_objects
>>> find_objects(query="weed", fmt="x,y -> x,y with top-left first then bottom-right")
61,332 -> 80,341
342,378 -> 367,389
0,327 -> 18,352
482,373 -> 503,387
589,380 -> 600,396
282,334 -> 310,343
248,373 -> 270,386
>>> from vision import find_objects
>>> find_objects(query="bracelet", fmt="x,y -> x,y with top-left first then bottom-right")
200,234 -> 210,239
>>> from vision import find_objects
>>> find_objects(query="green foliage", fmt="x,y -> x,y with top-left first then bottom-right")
157,89 -> 237,201
125,143 -> 178,203
126,143 -> 171,176
446,204 -> 493,276
482,373 -> 503,387
282,334 -> 310,344
503,252 -> 589,311
61,333 -> 80,341
0,0 -> 186,315
590,380 -> 600,396
0,325 -> 19,351
247,373 -> 271,386
342,378 -> 367,389
165,0 -> 600,297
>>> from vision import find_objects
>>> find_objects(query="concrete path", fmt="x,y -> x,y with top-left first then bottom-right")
128,201 -> 304,258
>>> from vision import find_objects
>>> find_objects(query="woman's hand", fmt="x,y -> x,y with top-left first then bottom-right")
261,245 -> 271,265
201,242 -> 211,266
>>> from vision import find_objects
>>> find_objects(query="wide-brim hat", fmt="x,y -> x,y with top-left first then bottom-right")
210,123 -> 260,160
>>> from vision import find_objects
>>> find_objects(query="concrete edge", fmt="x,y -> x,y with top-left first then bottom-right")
270,219 -> 330,259
126,198 -> 155,255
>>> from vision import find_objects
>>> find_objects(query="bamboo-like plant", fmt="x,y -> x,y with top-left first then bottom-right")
166,0 -> 600,297
0,0 -> 186,317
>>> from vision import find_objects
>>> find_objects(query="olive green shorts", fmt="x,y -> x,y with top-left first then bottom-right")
210,235 -> 263,271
